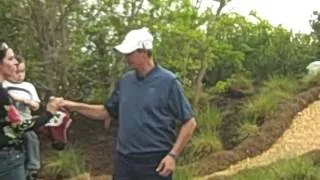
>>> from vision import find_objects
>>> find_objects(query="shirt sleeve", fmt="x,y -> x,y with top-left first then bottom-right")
104,81 -> 120,119
28,83 -> 41,102
168,79 -> 194,123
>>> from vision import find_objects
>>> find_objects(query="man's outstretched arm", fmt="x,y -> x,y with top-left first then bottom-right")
61,100 -> 110,121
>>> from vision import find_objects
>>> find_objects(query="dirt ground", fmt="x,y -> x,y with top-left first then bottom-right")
39,115 -> 118,178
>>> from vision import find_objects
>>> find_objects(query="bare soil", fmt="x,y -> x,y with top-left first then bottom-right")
39,115 -> 118,179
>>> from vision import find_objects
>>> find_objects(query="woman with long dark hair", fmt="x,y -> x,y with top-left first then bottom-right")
0,42 -> 62,180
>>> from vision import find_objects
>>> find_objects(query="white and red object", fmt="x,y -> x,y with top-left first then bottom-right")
37,111 -> 73,150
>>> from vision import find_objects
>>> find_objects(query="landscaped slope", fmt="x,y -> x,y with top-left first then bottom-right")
200,98 -> 320,179
188,87 -> 320,179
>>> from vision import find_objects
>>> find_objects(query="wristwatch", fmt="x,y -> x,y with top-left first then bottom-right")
168,152 -> 178,160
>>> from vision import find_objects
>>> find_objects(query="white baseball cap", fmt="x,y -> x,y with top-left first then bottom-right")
114,27 -> 153,54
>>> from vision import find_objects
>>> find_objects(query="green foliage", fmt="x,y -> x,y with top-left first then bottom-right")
180,107 -> 223,163
213,73 -> 254,96
310,11 -> 320,58
184,85 -> 216,110
1,0 -> 320,176
173,167 -> 194,180
300,73 -> 320,89
228,74 -> 254,94
1,0 -> 318,102
214,81 -> 229,94
262,75 -> 299,94
242,76 -> 298,123
197,106 -> 223,131
230,157 -> 320,180
238,122 -> 259,139
244,92 -> 283,122
42,147 -> 88,178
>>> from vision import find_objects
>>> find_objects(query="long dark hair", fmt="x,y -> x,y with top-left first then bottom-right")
0,42 -> 9,63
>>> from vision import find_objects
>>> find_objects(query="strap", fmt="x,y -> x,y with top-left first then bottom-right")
6,86 -> 33,100
0,85 -> 11,105
4,87 -> 33,107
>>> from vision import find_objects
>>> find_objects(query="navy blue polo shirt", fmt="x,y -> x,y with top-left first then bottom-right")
104,64 -> 194,155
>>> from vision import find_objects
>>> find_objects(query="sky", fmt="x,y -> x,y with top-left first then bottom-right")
89,0 -> 319,34
200,0 -> 320,33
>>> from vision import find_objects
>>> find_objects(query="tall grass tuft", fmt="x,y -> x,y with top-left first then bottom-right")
180,106 -> 223,163
173,167 -> 194,180
242,75 -> 299,124
42,146 -> 88,178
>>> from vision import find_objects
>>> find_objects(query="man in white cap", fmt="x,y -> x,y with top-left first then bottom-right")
60,27 -> 197,179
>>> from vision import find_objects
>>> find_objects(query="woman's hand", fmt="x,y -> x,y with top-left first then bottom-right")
46,96 -> 64,114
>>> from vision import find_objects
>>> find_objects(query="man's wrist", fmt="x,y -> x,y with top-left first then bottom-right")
168,152 -> 178,160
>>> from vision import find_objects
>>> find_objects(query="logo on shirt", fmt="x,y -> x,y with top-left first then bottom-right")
148,88 -> 155,94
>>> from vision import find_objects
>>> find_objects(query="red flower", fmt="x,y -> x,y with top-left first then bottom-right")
5,105 -> 22,125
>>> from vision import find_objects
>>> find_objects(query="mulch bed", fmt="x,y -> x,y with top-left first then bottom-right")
187,86 -> 320,177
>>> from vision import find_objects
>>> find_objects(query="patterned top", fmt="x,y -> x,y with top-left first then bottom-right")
0,84 -> 53,147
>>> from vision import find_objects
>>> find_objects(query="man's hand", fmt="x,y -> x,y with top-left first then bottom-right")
58,100 -> 109,121
156,154 -> 176,177
59,99 -> 78,112
46,96 -> 64,114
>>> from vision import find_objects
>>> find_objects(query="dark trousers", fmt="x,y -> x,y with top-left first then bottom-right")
0,147 -> 25,180
113,152 -> 173,180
